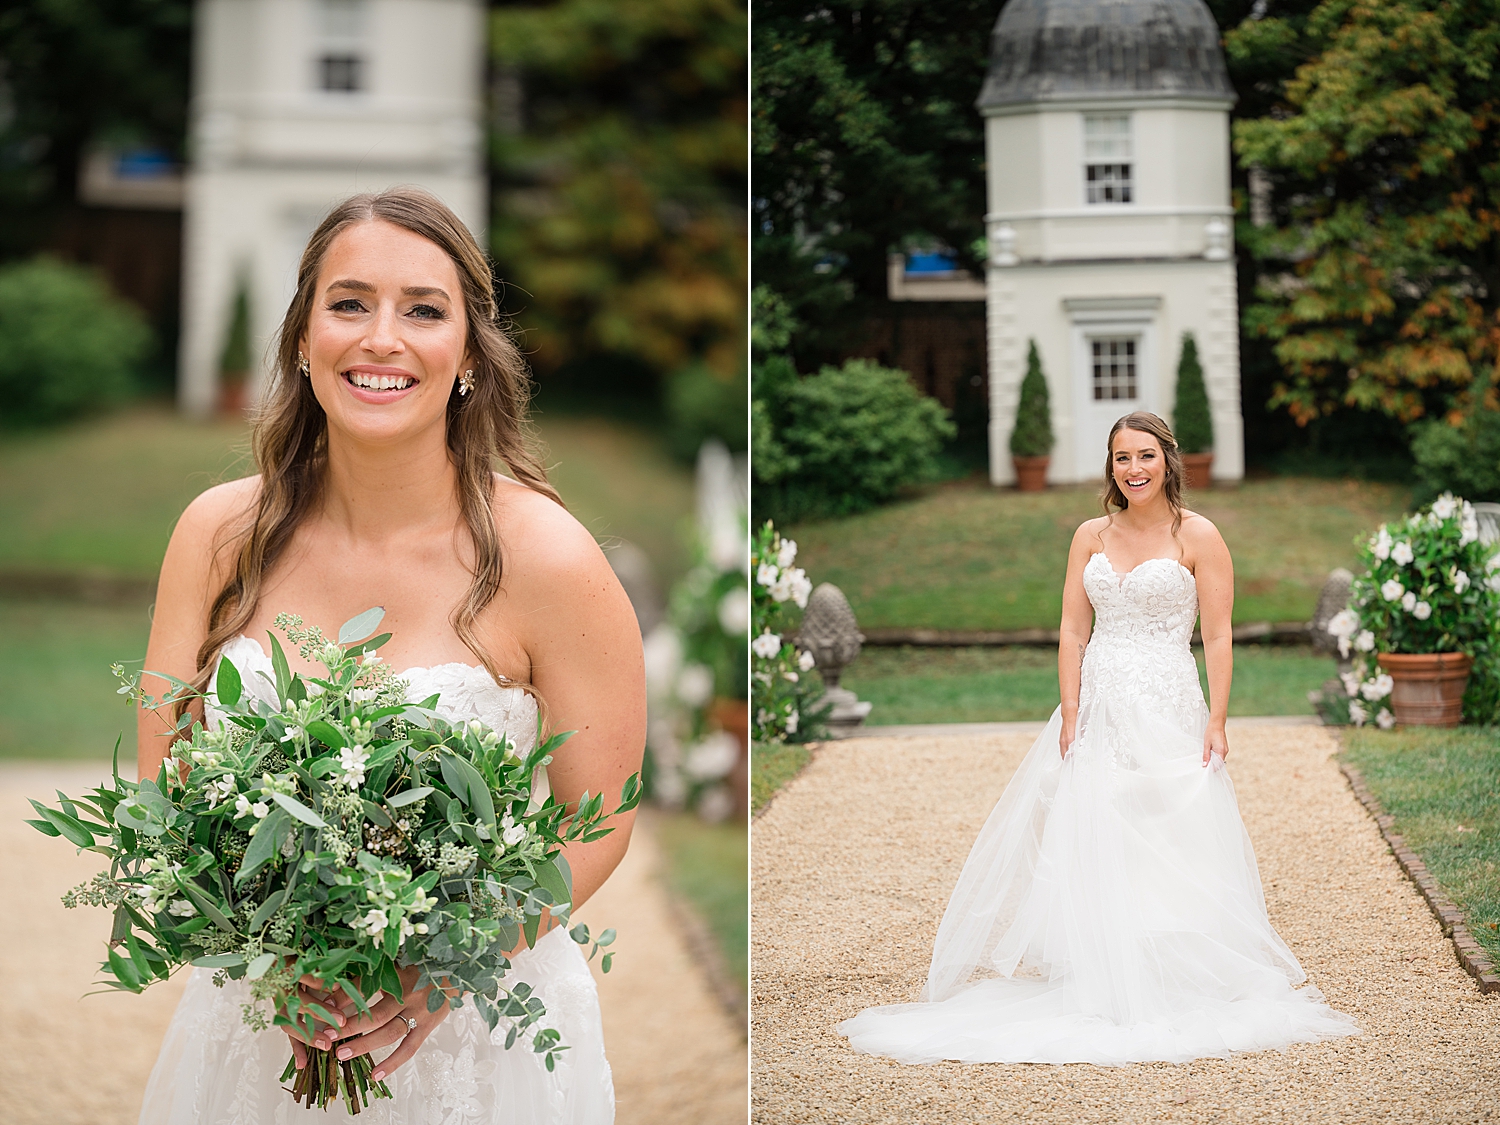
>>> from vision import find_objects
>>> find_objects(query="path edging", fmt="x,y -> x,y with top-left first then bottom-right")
1338,758 -> 1500,995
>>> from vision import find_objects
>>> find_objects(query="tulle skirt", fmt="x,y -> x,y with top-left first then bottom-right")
838,696 -> 1360,1066
138,925 -> 614,1124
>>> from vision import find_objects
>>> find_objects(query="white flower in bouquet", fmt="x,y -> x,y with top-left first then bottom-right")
1361,674 -> 1394,701
1381,579 -> 1405,602
1431,493 -> 1458,520
1391,540 -> 1414,566
1340,671 -> 1360,698
717,588 -> 749,636
1348,699 -> 1368,726
205,776 -> 235,808
684,731 -> 740,781
168,899 -> 195,918
1355,630 -> 1376,652
1413,600 -> 1432,620
358,908 -> 389,938
1401,591 -> 1417,612
756,562 -> 779,588
1450,566 -> 1471,594
1372,527 -> 1393,560
675,663 -> 715,708
1376,708 -> 1396,730
776,538 -> 798,568
798,649 -> 815,671
752,630 -> 782,659
338,744 -> 370,789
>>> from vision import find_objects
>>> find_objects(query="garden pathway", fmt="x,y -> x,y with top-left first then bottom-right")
752,722 -> 1500,1124
0,762 -> 745,1125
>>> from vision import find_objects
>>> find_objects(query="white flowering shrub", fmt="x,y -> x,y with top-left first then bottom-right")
751,521 -> 829,743
1334,493 -> 1500,722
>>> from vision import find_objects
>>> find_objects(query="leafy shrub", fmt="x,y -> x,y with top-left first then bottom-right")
0,257 -> 150,428
1409,409 -> 1500,504
1173,332 -> 1213,453
1009,340 -> 1054,457
666,362 -> 747,460
753,358 -> 954,523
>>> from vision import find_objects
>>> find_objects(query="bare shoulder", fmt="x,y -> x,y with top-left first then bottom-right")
490,476 -> 618,600
1178,509 -> 1230,563
1072,516 -> 1111,553
175,476 -> 260,543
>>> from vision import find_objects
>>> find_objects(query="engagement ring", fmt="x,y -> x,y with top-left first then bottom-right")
404,1016 -> 417,1033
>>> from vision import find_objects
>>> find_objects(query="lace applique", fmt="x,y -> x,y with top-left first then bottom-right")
1078,553 -> 1209,741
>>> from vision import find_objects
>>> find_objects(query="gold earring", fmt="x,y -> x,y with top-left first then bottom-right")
298,352 -> 310,377
458,369 -> 475,396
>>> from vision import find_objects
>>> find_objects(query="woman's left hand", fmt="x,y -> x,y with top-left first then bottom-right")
1203,723 -> 1229,768
311,965 -> 454,1082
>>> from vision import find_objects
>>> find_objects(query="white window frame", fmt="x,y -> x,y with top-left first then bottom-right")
1083,114 -> 1133,205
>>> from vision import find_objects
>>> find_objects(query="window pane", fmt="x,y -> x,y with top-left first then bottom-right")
320,54 -> 363,92
1086,164 -> 1133,204
1091,338 -> 1138,402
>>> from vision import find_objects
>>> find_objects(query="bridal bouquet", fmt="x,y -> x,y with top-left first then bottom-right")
27,609 -> 639,1113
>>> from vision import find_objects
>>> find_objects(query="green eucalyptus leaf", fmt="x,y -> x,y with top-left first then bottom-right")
269,791 -> 327,828
387,786 -> 434,808
216,656 -> 242,708
246,952 -> 278,980
236,807 -> 290,884
174,878 -> 236,933
191,953 -> 247,968
306,721 -> 346,751
338,607 -> 386,644
267,633 -> 292,702
345,632 -> 393,657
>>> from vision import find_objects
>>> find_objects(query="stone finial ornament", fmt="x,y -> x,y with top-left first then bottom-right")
1311,568 -> 1354,658
798,583 -> 872,737
800,583 -> 863,689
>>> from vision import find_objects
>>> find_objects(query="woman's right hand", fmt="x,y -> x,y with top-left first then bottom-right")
280,975 -> 351,1069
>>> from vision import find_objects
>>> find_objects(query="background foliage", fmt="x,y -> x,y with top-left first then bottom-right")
491,0 -> 746,456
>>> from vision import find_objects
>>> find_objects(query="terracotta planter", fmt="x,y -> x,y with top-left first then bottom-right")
1012,455 -> 1050,492
1377,652 -> 1472,727
1181,451 -> 1214,490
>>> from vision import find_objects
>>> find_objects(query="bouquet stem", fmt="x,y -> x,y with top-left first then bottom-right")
281,1047 -> 391,1113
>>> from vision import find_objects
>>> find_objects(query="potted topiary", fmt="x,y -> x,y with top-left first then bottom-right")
1330,494 -> 1500,726
1173,333 -> 1213,489
1010,339 -> 1053,491
219,277 -> 252,415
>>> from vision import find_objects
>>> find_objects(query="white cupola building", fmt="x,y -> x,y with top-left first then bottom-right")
178,0 -> 486,416
978,0 -> 1242,484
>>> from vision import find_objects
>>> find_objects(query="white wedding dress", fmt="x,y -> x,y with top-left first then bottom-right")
138,635 -> 615,1124
838,553 -> 1360,1065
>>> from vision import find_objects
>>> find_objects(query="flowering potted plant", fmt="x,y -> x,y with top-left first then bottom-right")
1332,494 -> 1500,725
750,522 -> 829,743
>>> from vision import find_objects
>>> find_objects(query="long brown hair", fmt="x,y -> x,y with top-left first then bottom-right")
1100,411 -> 1185,535
190,187 -> 561,703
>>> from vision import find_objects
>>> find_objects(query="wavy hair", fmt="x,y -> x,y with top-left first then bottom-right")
1100,411 -> 1185,535
187,187 -> 561,706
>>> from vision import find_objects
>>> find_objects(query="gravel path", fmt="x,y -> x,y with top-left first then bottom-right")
751,724 -> 1500,1124
0,763 -> 745,1125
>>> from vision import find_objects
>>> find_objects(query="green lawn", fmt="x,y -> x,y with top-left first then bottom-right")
751,742 -> 812,814
0,599 -> 149,758
652,812 -> 747,1002
842,644 -> 1335,726
786,477 -> 1411,631
1343,726 -> 1500,966
0,406 -> 694,584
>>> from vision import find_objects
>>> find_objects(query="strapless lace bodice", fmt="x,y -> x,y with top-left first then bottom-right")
1078,552 -> 1205,724
207,634 -> 539,756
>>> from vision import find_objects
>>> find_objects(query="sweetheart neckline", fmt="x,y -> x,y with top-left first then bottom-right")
1090,551 -> 1195,582
223,633 -> 521,689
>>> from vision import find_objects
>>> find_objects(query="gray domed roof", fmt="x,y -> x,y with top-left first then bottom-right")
977,0 -> 1235,111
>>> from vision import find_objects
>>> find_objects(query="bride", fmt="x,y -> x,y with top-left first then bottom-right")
135,188 -> 644,1122
839,411 -> 1359,1066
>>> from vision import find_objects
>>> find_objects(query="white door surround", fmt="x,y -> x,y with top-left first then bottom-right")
1064,296 -> 1161,481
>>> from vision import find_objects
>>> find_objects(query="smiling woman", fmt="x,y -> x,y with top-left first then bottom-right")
133,187 -> 646,1125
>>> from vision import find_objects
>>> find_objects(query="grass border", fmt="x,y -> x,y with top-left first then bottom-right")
1338,754 -> 1500,995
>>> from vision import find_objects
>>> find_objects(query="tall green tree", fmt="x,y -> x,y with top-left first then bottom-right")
490,0 -> 746,449
0,0 -> 193,258
752,0 -> 992,364
1230,0 -> 1500,427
